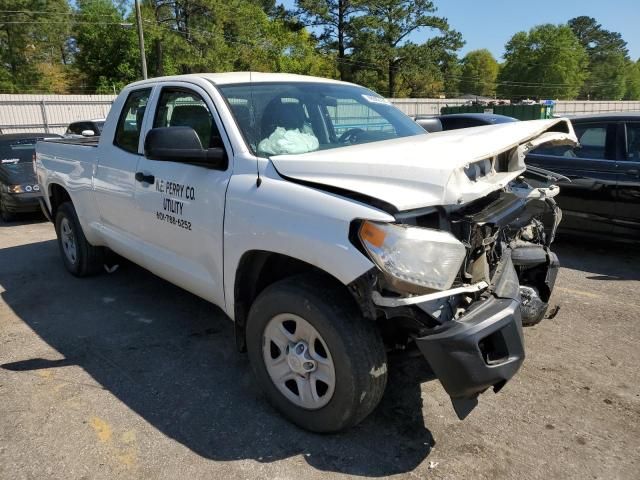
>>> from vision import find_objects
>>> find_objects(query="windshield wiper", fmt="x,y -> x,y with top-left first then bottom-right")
525,165 -> 571,183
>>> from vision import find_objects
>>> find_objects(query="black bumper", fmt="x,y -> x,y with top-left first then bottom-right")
0,191 -> 42,213
414,254 -> 526,419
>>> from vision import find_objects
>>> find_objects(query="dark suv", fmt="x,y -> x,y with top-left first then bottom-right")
0,133 -> 60,221
526,113 -> 640,239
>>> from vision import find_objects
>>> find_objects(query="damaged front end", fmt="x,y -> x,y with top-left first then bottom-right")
349,178 -> 562,419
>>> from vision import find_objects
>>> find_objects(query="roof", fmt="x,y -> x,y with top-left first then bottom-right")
567,112 -> 640,121
128,72 -> 354,89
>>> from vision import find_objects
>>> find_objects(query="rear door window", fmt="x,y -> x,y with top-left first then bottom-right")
533,122 -> 613,160
625,123 -> 640,161
114,88 -> 151,153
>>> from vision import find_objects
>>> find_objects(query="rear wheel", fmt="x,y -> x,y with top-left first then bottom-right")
54,202 -> 104,276
246,274 -> 387,432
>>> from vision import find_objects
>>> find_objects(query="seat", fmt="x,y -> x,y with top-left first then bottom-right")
261,100 -> 307,139
170,105 -> 212,147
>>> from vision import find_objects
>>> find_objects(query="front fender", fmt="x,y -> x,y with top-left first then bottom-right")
222,162 -> 393,320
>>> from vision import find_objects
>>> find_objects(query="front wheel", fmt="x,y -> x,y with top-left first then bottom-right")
246,274 -> 388,433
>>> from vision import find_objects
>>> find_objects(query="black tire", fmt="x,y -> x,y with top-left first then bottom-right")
0,198 -> 15,222
54,201 -> 104,276
246,273 -> 387,433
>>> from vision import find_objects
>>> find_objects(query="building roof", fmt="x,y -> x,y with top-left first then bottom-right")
567,112 -> 640,121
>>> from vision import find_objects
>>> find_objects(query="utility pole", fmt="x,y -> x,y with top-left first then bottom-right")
134,0 -> 148,79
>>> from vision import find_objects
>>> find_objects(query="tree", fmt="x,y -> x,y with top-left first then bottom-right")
459,49 -> 498,97
295,0 -> 364,80
497,24 -> 588,100
351,0 -> 462,97
624,60 -> 640,100
568,16 -> 629,99
0,0 -> 72,92
72,0 -> 139,93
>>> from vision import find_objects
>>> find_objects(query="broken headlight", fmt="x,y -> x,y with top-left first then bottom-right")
358,220 -> 466,291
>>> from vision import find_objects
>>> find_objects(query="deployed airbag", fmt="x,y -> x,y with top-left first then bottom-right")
258,127 -> 319,155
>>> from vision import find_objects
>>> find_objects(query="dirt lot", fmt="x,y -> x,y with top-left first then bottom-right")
1,216 -> 639,480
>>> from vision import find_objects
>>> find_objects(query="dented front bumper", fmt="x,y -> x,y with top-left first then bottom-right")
413,251 -> 555,419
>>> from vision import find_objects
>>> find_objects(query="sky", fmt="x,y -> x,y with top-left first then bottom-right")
278,0 -> 640,61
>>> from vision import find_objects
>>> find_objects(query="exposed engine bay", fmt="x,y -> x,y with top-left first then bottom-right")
350,176 -> 562,343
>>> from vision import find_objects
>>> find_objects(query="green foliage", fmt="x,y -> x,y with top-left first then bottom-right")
0,2 -> 637,100
295,0 -> 364,80
73,0 -> 139,93
0,0 -> 73,92
459,49 -> 498,97
498,24 -> 588,100
624,60 -> 640,100
568,16 -> 629,99
350,0 -> 463,97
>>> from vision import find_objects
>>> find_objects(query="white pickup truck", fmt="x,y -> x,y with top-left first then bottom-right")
36,73 -> 577,432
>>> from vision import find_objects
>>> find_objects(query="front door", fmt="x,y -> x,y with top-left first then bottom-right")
526,121 -> 618,234
133,84 -> 233,306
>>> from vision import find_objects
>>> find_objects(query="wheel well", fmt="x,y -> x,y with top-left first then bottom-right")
49,183 -> 71,217
233,251 -> 347,352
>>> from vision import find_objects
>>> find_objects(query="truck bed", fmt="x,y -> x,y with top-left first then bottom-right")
43,137 -> 100,147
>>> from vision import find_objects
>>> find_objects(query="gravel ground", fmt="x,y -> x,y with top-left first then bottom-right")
1,215 -> 639,480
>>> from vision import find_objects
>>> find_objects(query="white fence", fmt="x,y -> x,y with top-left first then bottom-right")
0,94 -> 116,135
390,98 -> 640,116
2,94 -> 640,134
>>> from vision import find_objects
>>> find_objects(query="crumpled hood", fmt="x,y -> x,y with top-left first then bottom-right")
270,118 -> 577,211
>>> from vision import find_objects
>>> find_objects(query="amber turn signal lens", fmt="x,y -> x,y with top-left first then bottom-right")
359,220 -> 386,248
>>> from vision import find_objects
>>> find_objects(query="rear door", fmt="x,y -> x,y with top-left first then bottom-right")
133,83 -> 233,306
614,121 -> 640,238
93,87 -> 152,263
526,121 -> 618,234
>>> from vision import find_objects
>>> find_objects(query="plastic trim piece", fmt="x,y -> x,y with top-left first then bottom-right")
371,281 -> 489,307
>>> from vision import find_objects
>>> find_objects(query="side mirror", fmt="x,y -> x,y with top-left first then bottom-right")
81,129 -> 95,137
144,127 -> 227,169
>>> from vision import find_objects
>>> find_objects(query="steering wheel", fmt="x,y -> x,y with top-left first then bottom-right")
339,128 -> 365,144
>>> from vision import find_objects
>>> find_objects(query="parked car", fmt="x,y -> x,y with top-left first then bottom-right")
414,113 -> 518,132
0,133 -> 60,221
64,119 -> 105,138
36,73 -> 577,432
526,113 -> 640,240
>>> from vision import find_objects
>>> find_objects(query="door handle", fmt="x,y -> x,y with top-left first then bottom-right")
135,172 -> 155,184
625,168 -> 639,177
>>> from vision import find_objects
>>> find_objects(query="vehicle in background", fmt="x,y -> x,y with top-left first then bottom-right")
36,73 -> 577,432
414,113 -> 518,133
526,113 -> 640,240
64,119 -> 105,138
0,133 -> 61,222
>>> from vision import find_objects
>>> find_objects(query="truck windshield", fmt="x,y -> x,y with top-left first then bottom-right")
217,82 -> 425,156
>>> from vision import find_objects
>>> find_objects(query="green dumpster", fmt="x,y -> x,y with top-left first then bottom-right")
440,103 -> 554,120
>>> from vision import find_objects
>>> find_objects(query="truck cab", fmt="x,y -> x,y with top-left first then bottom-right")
36,73 -> 577,432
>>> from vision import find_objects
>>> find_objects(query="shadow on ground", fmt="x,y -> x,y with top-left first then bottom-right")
0,238 -> 435,477
0,211 -> 47,228
553,235 -> 640,281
